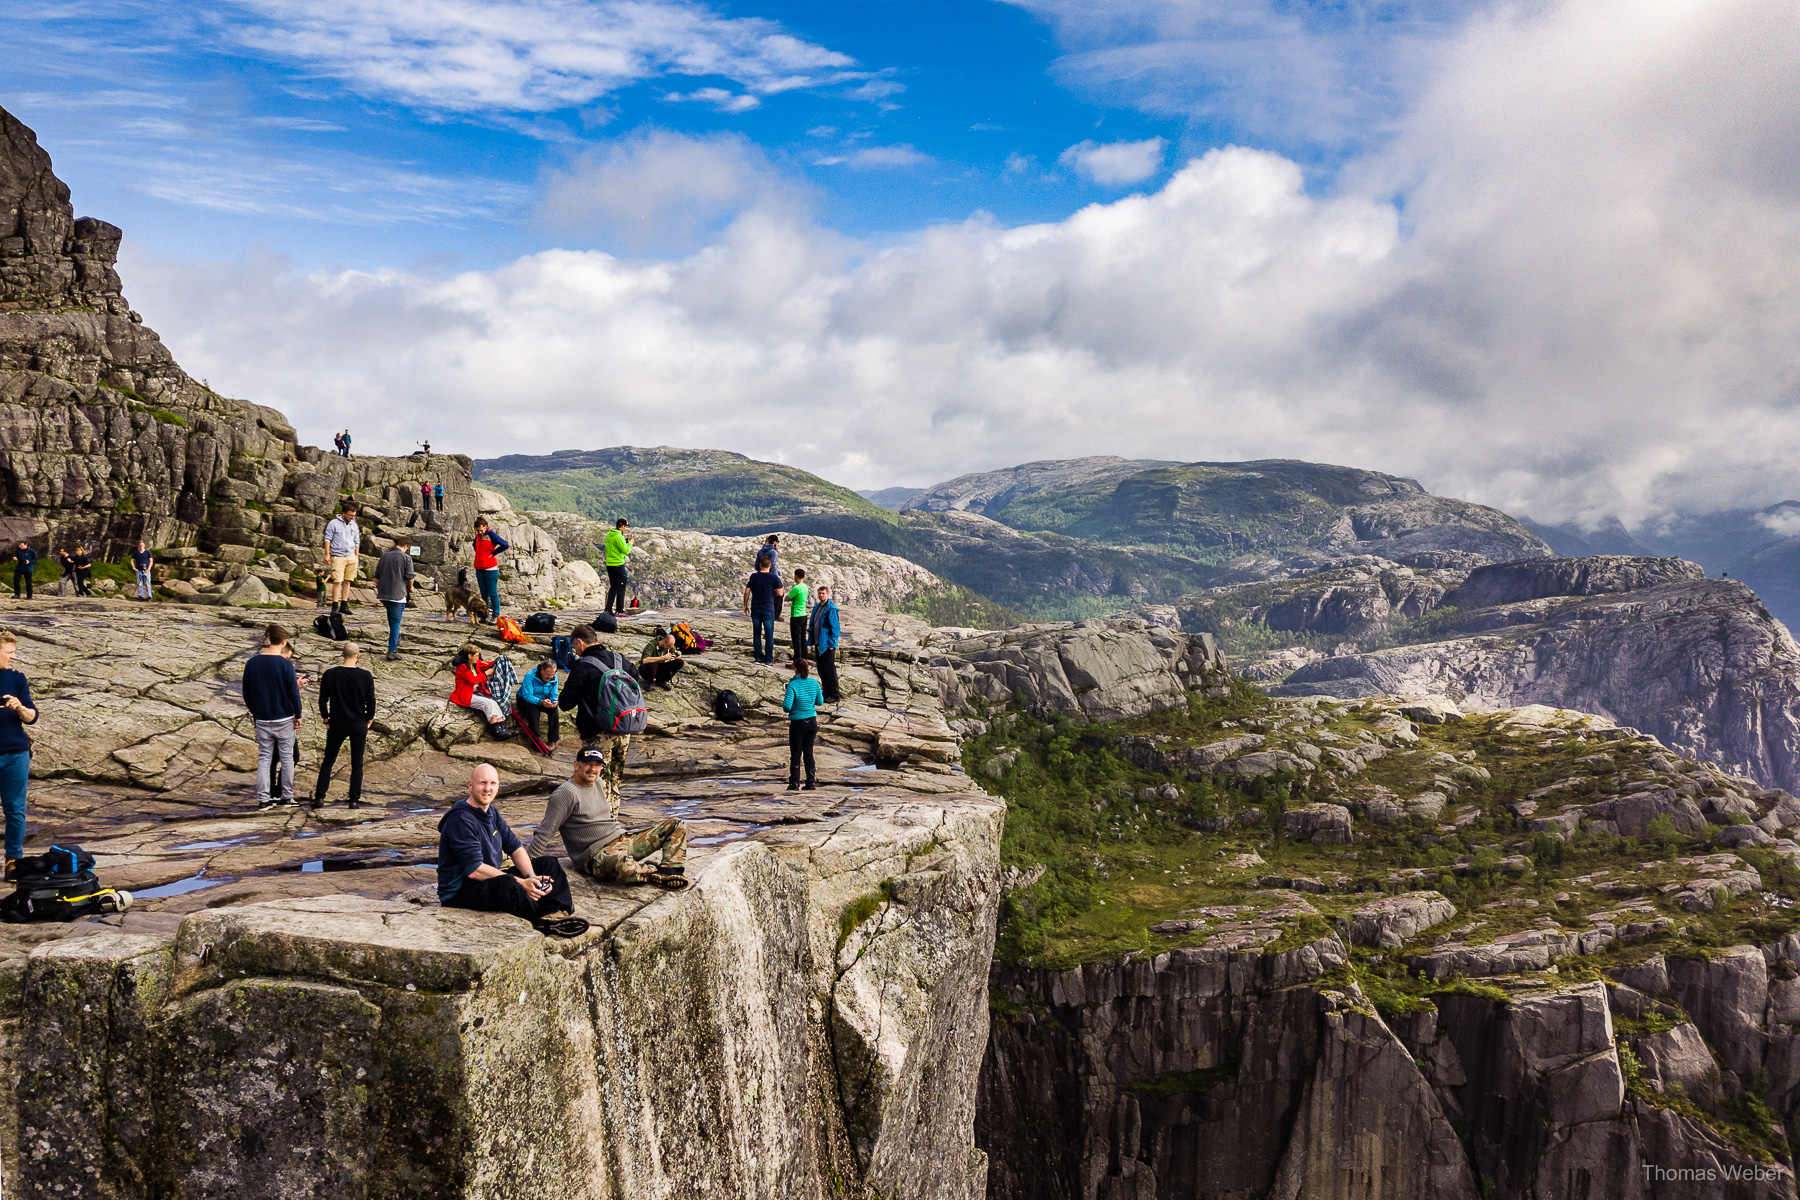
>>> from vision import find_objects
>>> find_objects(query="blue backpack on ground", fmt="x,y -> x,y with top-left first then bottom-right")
550,635 -> 575,671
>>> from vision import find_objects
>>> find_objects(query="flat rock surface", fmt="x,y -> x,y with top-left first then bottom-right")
0,596 -> 981,962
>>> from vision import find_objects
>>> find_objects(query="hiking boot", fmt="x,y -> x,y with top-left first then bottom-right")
308,798 -> 324,810
786,781 -> 801,792
492,721 -> 519,740
385,651 -> 399,661
803,780 -> 817,791
346,799 -> 363,810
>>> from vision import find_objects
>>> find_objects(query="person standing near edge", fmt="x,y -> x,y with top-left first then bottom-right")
11,542 -> 35,601
313,641 -> 375,809
782,656 -> 823,792
322,502 -> 361,615
130,540 -> 153,601
787,568 -> 810,658
471,517 -> 508,625
420,480 -> 432,519
742,558 -> 779,664
434,482 -> 445,512
809,584 -> 842,703
342,429 -> 352,458
375,535 -> 415,660
603,518 -> 633,616
0,631 -> 40,870
244,624 -> 302,810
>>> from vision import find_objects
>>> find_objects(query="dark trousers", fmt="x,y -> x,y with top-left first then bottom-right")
518,700 -> 559,742
751,610 -> 775,663
12,569 -> 29,599
435,495 -> 444,511
315,720 -> 367,802
605,565 -> 627,614
74,569 -> 91,596
443,855 -> 572,920
641,659 -> 682,688
789,616 -> 807,659
817,648 -> 839,702
788,717 -> 817,785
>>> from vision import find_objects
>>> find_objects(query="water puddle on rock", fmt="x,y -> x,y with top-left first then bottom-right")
691,823 -> 767,846
289,851 -> 406,874
845,764 -> 877,773
136,869 -> 232,899
173,837 -> 254,851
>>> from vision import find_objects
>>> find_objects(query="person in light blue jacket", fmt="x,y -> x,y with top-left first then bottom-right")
781,657 -> 824,792
516,657 -> 562,747
807,584 -> 842,703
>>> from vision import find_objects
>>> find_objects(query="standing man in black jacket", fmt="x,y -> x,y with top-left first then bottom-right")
558,624 -> 632,803
10,542 -> 35,600
313,641 -> 376,809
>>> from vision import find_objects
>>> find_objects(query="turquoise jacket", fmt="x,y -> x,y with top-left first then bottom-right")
782,676 -> 824,721
517,668 -> 560,707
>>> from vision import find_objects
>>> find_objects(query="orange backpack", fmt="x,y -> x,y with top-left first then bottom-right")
495,615 -> 534,645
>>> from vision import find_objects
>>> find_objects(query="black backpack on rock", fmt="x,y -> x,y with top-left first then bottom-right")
2,845 -> 127,923
524,612 -> 555,634
714,690 -> 744,723
313,611 -> 348,641
594,612 -> 618,634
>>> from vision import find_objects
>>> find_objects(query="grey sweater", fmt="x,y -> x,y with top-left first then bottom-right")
527,779 -> 623,866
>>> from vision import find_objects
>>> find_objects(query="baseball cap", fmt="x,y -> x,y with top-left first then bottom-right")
576,746 -> 605,764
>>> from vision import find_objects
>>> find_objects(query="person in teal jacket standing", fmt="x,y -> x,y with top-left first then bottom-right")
781,657 -> 823,791
604,518 -> 633,615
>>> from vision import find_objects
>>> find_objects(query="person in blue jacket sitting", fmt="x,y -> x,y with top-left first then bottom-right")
515,656 -> 561,747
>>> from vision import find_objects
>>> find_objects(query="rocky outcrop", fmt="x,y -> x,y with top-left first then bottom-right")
1444,554 -> 1706,609
931,618 -> 1230,724
1274,573 -> 1800,792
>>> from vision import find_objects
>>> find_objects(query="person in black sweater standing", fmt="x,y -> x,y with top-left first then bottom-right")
244,624 -> 303,810
313,641 -> 376,809
10,542 -> 35,600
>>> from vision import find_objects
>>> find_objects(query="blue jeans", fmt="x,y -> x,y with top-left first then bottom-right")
135,569 -> 152,598
751,610 -> 775,663
0,750 -> 29,861
476,567 -> 500,621
383,600 -> 405,652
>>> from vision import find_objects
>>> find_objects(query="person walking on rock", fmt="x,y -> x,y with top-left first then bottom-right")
743,558 -> 779,664
782,656 -> 823,792
313,641 -> 375,809
11,542 -> 35,600
69,545 -> 91,597
531,747 -> 688,889
787,568 -> 810,658
54,548 -> 73,596
130,540 -> 153,600
436,764 -> 579,928
471,517 -> 508,625
375,535 -> 415,660
638,626 -> 683,690
809,584 -> 841,703
516,657 -> 561,746
244,624 -> 303,810
322,502 -> 361,614
0,631 -> 41,869
604,518 -> 633,615
558,624 -> 632,797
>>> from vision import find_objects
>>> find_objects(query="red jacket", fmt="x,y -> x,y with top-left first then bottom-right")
472,531 -> 504,571
450,656 -> 491,707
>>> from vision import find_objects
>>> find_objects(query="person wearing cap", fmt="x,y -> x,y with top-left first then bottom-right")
530,746 -> 688,889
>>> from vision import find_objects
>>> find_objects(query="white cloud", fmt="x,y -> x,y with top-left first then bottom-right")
821,145 -> 930,170
123,0 -> 1800,525
665,87 -> 760,113
1058,137 -> 1166,184
220,0 -> 859,113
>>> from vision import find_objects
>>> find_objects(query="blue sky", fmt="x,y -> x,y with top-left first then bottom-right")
5,0 -> 1473,271
5,1 -> 1798,526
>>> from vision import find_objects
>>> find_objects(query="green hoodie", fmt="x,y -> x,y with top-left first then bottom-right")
604,528 -> 633,567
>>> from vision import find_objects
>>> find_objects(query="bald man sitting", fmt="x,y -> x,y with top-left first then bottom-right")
436,763 -> 577,928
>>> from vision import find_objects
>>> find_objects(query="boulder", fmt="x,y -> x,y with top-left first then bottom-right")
218,573 -> 274,607
1283,803 -> 1353,845
1346,891 -> 1456,949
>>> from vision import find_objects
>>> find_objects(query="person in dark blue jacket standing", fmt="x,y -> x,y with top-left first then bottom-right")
243,624 -> 303,810
10,542 -> 36,600
0,631 -> 39,867
742,558 -> 780,664
808,584 -> 842,703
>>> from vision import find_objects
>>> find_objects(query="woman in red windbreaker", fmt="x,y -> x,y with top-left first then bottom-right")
471,518 -> 509,626
450,644 -> 509,735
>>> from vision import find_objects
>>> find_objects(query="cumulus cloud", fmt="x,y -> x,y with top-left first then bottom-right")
125,0 -> 1800,525
220,0 -> 859,112
1058,137 -> 1166,184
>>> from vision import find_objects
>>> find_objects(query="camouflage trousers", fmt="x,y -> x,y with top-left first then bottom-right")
587,732 -> 630,802
584,817 -> 688,883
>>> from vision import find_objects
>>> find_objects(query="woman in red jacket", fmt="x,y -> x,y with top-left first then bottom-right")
450,644 -> 509,734
471,518 -> 509,626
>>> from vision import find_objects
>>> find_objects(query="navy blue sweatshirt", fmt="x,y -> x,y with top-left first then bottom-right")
436,800 -> 520,902
242,653 -> 301,721
0,669 -> 36,754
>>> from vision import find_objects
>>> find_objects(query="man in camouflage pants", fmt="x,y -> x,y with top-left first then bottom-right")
529,746 -> 688,889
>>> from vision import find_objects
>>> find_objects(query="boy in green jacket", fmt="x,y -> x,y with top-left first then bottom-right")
604,518 -> 633,615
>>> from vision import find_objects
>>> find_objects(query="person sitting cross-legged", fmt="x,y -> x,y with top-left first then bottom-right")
437,764 -> 582,932
531,746 -> 689,890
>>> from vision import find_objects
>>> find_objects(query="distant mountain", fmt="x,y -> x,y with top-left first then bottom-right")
859,486 -> 925,510
1521,516 -> 1660,558
476,448 -> 1558,620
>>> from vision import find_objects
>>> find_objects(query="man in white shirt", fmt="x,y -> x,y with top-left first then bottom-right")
321,502 -> 362,615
